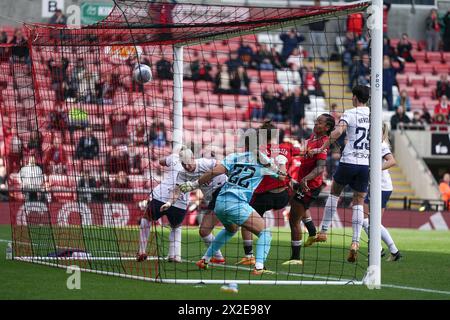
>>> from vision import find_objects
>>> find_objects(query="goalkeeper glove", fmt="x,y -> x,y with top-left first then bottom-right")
179,180 -> 199,193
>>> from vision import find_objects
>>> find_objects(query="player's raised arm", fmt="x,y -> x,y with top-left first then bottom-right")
310,120 -> 346,155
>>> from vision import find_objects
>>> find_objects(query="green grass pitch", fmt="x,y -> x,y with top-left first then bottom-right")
0,224 -> 449,300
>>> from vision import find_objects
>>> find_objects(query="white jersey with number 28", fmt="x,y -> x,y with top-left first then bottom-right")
339,106 -> 371,166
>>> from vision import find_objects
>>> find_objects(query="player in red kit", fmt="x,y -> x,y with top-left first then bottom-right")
237,121 -> 300,265
283,114 -> 336,265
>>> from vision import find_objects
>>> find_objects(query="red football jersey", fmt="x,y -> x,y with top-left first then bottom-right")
297,135 -> 329,190
254,142 -> 300,193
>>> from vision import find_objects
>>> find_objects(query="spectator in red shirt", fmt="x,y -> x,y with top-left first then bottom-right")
43,136 -> 67,174
247,96 -> 263,120
110,111 -> 130,147
434,95 -> 449,119
426,9 -> 442,52
431,113 -> 448,131
347,13 -> 364,37
112,171 -> 132,202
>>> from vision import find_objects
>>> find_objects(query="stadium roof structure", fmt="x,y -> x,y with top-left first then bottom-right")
25,0 -> 370,46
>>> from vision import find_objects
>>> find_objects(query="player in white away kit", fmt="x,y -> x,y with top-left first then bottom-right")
363,123 -> 402,262
312,85 -> 371,263
137,150 -> 188,262
160,148 -> 228,264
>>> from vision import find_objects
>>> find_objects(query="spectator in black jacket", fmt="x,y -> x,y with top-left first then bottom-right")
9,29 -> 29,63
390,106 -> 411,130
75,127 -> 100,160
156,55 -> 172,80
308,1 -> 328,61
262,87 -> 283,122
443,10 -> 450,52
286,87 -> 310,125
230,66 -> 250,95
49,9 -> 67,26
396,33 -> 415,62
77,171 -> 97,203
280,29 -> 305,63
383,55 -> 404,111
383,36 -> 397,61
436,73 -> 450,99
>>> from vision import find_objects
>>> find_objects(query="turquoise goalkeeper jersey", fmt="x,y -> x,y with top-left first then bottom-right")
218,152 -> 277,203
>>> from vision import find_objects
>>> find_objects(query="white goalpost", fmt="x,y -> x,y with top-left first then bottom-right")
7,0 -> 383,287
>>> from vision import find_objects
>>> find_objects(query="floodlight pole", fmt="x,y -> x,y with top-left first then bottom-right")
173,45 -> 184,152
366,0 -> 383,289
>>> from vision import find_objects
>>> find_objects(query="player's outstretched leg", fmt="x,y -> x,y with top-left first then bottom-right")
283,199 -> 304,265
137,217 -> 150,262
348,192 -> 365,263
168,226 -> 182,263
318,180 -> 345,241
236,227 -> 256,265
199,212 -> 225,264
197,225 -> 237,269
241,212 -> 274,275
303,209 -> 318,247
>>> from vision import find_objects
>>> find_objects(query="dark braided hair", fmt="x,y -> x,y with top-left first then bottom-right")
258,120 -> 277,142
320,113 -> 336,136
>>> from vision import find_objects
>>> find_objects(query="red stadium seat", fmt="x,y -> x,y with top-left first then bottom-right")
424,74 -> 441,87
396,74 -> 409,86
442,52 -> 450,64
433,63 -> 450,75
416,62 -> 434,74
403,62 -> 417,74
259,70 -> 276,83
416,86 -> 434,99
409,74 -> 425,86
412,50 -> 426,62
426,51 -> 442,63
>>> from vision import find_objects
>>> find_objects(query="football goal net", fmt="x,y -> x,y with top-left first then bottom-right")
0,0 -> 384,286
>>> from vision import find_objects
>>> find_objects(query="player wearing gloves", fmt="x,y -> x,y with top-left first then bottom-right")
179,130 -> 287,274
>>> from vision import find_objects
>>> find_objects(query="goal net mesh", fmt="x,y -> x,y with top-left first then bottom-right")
1,0 -> 372,284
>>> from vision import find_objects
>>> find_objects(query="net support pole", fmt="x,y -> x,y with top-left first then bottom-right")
365,0 -> 383,289
173,45 -> 184,152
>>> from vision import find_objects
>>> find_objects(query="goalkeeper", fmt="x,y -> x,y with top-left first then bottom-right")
179,130 -> 287,275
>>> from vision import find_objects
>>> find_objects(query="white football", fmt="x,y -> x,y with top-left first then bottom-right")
133,64 -> 152,83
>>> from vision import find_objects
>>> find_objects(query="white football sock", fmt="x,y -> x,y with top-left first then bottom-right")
381,225 -> 398,254
139,218 -> 150,254
202,234 -> 223,258
321,195 -> 339,232
169,227 -> 182,260
362,218 -> 369,236
351,205 -> 364,243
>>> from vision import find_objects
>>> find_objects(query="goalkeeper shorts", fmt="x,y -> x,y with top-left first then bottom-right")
214,194 -> 254,227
